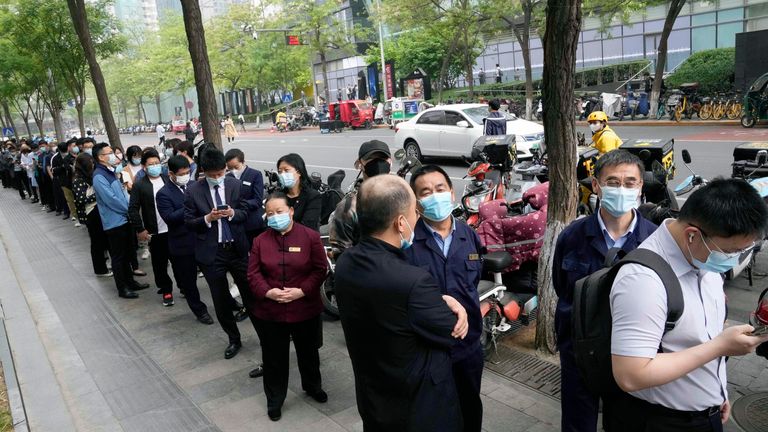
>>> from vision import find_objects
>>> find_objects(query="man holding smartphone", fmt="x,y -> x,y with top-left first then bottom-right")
185,149 -> 256,361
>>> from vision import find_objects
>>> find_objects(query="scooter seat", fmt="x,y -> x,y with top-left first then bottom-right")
477,280 -> 499,298
483,251 -> 513,273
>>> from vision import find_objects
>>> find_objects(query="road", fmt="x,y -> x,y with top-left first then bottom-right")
119,124 -> 768,194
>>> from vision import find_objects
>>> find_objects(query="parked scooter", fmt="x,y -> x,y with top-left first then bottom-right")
459,135 -> 517,227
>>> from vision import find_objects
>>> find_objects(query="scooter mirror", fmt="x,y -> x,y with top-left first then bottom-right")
639,149 -> 651,161
394,149 -> 405,161
682,149 -> 692,164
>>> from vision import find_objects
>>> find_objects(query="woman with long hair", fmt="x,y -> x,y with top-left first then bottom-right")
73,153 -> 111,277
276,153 -> 321,231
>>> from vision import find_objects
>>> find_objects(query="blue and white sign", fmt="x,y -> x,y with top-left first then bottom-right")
282,93 -> 293,103
2,128 -> 13,137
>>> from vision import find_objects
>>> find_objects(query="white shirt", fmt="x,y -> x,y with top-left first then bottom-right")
597,208 -> 638,249
206,181 -> 231,243
150,177 -> 168,234
156,125 -> 165,138
610,219 -> 728,411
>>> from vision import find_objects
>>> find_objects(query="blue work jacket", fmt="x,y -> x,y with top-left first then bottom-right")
552,212 -> 658,353
406,217 -> 483,362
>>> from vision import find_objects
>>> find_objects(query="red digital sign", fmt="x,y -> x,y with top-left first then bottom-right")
286,35 -> 301,46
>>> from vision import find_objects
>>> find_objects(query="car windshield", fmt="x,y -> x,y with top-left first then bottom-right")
462,107 -> 516,124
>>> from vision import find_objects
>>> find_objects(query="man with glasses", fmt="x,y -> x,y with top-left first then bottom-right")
608,178 -> 768,431
553,149 -> 658,431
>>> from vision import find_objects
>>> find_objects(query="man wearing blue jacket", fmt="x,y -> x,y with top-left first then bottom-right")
225,148 -> 264,244
553,149 -> 657,431
406,165 -> 484,432
92,143 -> 147,299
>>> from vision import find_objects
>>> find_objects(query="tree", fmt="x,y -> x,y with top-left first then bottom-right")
535,0 -> 582,355
180,0 -> 222,149
66,0 -> 123,149
649,1 -> 687,116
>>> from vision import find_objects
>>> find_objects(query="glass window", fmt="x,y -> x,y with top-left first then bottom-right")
499,42 -> 514,53
719,0 -> 745,7
668,29 -> 691,51
583,40 -> 602,65
692,25 -> 717,51
603,37 -> 623,63
583,30 -> 599,41
645,5 -> 668,20
623,23 -> 642,36
747,16 -> 768,31
444,111 -> 466,126
530,48 -> 544,68
417,111 -> 445,125
717,22 -> 743,47
718,8 -> 744,22
675,15 -> 691,27
644,19 -> 664,32
693,12 -> 716,25
530,37 -> 542,49
513,51 -> 524,70
623,35 -> 644,60
748,3 -> 768,17
692,1 -> 717,13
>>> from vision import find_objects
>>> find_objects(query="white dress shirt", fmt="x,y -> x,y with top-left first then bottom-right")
150,177 -> 168,234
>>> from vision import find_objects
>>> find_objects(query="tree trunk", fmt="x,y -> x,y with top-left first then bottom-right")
649,0 -> 687,117
28,97 -> 45,137
155,94 -> 162,123
75,101 -> 85,137
180,0 -> 222,150
66,0 -> 122,149
23,118 -> 32,138
2,101 -> 18,139
535,0 -> 582,355
183,93 -> 189,120
50,107 -> 65,143
438,33 -> 462,102
319,49 -> 331,104
136,99 -> 142,124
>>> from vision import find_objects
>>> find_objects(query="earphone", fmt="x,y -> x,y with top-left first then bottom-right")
689,233 -> 695,243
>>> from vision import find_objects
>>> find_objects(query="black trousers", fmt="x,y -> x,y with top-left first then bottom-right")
85,210 -> 109,275
560,346 -> 602,432
253,316 -> 322,411
454,347 -> 484,432
37,175 -> 50,206
130,229 -> 140,271
52,178 -> 67,214
104,223 -> 138,295
606,392 -> 723,432
14,172 -> 27,198
0,169 -> 9,187
148,232 -> 173,293
169,253 -> 208,318
199,245 -> 251,344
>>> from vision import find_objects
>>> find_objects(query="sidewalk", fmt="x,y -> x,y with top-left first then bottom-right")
0,187 -> 561,432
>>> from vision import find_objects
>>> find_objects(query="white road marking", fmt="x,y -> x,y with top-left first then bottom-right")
245,158 -> 466,182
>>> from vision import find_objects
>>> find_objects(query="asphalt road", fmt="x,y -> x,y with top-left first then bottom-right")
118,124 -> 768,194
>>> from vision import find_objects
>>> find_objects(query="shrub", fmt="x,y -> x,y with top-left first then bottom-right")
666,48 -> 735,94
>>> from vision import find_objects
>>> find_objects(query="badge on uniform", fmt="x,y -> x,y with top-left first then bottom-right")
289,247 -> 301,253
243,181 -> 251,186
468,253 -> 480,261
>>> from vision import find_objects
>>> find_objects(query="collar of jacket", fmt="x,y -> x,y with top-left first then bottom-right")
94,163 -> 116,179
360,236 -> 406,259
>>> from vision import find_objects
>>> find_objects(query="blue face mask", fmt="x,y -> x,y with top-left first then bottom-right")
279,172 -> 296,188
206,176 -> 224,187
689,232 -> 742,273
419,192 -> 454,222
599,185 -> 639,217
267,213 -> 292,232
84,148 -> 92,155
114,164 -> 123,175
131,157 -> 141,166
147,164 -> 162,178
71,146 -> 80,154
400,217 -> 415,249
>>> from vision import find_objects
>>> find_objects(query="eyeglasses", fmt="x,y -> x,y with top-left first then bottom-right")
601,180 -> 640,189
693,225 -> 756,258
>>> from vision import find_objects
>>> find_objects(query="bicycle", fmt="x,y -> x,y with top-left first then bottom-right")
727,91 -> 743,120
698,96 -> 713,120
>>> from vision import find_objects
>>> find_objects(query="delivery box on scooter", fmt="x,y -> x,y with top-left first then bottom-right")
732,142 -> 768,178
620,138 -> 675,180
470,135 -> 517,168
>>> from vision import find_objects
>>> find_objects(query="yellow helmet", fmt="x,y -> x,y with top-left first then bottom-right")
587,111 -> 608,123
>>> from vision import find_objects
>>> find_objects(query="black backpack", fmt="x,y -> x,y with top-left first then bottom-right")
572,248 -> 684,395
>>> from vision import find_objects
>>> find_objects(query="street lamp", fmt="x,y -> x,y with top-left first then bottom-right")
375,0 -> 387,101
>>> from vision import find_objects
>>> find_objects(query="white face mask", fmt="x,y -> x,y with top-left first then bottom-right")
174,174 -> 190,186
589,123 -> 603,133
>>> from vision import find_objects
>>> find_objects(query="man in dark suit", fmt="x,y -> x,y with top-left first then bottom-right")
224,148 -> 264,244
184,148 -> 255,360
156,156 -> 212,324
335,174 -> 467,432
128,149 -> 176,306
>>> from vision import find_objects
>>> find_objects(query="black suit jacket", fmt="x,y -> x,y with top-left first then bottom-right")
184,177 -> 249,265
156,181 -> 194,255
226,166 -> 264,232
335,237 -> 462,432
128,174 -> 169,234
287,186 -> 322,231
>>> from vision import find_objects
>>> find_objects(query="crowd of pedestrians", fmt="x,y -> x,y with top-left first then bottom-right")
2,132 -> 768,431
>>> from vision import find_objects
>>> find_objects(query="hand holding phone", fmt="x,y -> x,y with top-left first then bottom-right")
216,204 -> 229,211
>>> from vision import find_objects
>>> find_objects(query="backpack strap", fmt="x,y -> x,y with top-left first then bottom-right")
616,249 -> 684,333
603,247 -> 625,267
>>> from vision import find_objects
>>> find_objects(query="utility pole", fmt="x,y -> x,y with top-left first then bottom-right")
375,0 -> 387,101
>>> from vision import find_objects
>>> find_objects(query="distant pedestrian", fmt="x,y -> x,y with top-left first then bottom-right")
495,64 -> 502,84
478,68 -> 486,85
238,113 -> 246,132
156,123 -> 165,147
484,99 -> 507,136
224,115 -> 238,143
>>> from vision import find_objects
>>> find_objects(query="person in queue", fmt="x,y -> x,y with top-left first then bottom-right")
607,178 -> 768,431
247,192 -> 329,422
122,145 -> 144,192
405,165 -> 485,432
184,148 -> 260,363
335,174 -> 467,431
128,149 -> 177,307
328,140 -> 392,254
275,153 -> 321,231
587,111 -> 622,155
174,140 -> 198,180
552,149 -> 657,431
156,155 -> 213,324
72,152 -> 111,278
92,143 -> 148,299
225,149 -> 264,243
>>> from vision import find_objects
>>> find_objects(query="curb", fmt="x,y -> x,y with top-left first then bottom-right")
573,120 -> 740,127
0,316 -> 27,432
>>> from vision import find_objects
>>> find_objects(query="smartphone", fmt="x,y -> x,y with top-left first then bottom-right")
216,204 -> 229,211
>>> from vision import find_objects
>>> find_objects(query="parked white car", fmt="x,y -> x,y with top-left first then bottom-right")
394,103 -> 544,161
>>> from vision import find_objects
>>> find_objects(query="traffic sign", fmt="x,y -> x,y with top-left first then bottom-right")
2,127 -> 13,136
282,94 -> 293,103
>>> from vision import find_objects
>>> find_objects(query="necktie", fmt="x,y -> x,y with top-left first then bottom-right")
213,185 -> 234,243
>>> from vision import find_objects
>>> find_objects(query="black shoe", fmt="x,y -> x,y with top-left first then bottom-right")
306,389 -> 328,403
197,313 -> 214,325
118,290 -> 139,299
47,208 -> 56,213
131,282 -> 150,291
30,198 -> 39,203
224,342 -> 241,359
234,307 -> 248,322
267,409 -> 281,422
249,365 -> 264,378
62,214 -> 70,220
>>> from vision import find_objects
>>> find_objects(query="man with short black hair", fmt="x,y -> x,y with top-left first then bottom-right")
484,99 -> 507,136
336,174 -> 467,432
608,178 -> 768,432
225,148 -> 264,243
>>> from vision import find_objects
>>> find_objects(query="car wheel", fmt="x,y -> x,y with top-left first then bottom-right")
742,114 -> 756,128
404,140 -> 423,162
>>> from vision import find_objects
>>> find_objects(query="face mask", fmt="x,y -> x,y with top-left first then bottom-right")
689,232 -> 742,273
174,174 -> 190,186
399,216 -> 415,249
599,186 -> 639,217
363,159 -> 391,177
279,172 -> 296,188
71,146 -> 80,154
147,165 -> 162,177
114,164 -> 123,175
267,213 -> 292,232
419,192 -> 454,222
107,153 -> 118,166
84,148 -> 92,155
131,157 -> 141,166
206,176 -> 224,187
589,123 -> 603,133
165,148 -> 174,158
115,153 -> 123,161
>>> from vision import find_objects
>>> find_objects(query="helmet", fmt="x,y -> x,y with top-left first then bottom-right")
587,111 -> 608,123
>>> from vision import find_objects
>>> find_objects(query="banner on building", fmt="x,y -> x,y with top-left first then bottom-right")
384,61 -> 396,100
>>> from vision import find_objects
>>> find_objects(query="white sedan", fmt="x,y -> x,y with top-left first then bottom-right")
394,103 -> 544,161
